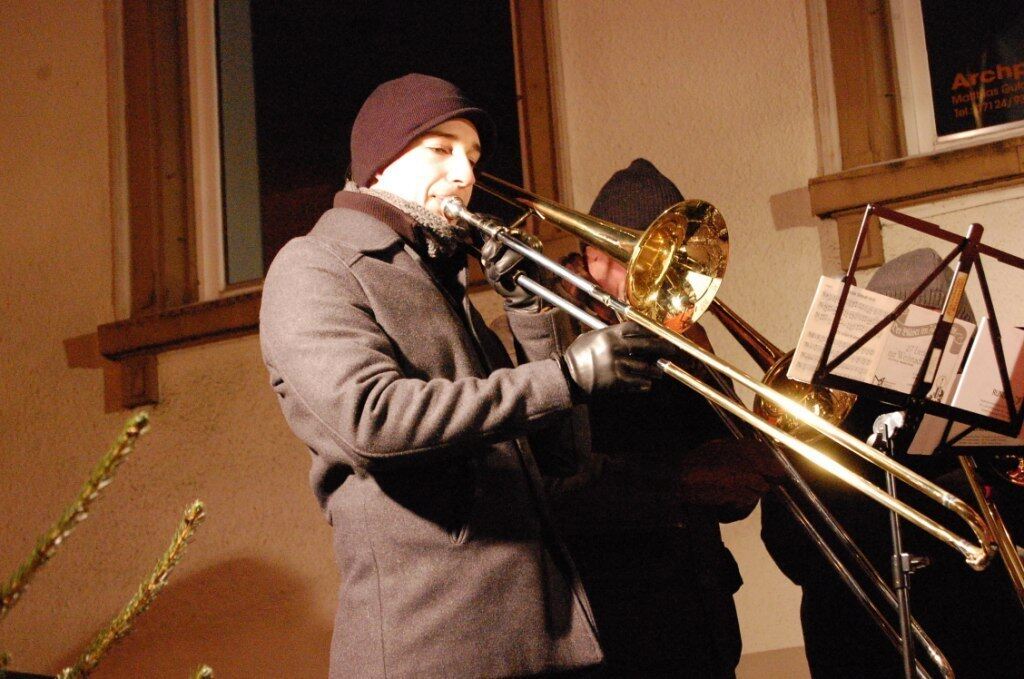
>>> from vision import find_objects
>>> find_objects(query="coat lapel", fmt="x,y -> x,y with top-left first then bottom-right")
312,207 -> 497,375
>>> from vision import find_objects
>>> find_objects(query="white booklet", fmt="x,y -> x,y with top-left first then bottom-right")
946,318 -> 1024,445
898,318 -> 1023,453
788,277 -> 975,398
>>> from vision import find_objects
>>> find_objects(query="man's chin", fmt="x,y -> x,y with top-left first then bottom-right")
424,203 -> 449,223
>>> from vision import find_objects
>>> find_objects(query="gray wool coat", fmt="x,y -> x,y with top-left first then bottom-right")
260,205 -> 603,678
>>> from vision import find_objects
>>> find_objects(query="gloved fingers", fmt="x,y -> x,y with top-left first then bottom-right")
620,337 -> 678,361
610,333 -> 675,360
480,235 -> 502,265
616,357 -> 663,381
492,247 -> 526,279
612,373 -> 655,393
616,320 -> 654,339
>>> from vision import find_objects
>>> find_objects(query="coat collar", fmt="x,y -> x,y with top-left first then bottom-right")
309,205 -> 405,255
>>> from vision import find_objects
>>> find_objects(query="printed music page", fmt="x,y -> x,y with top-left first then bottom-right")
788,277 -> 894,384
789,277 -> 977,398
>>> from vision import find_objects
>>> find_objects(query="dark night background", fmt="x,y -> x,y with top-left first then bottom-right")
232,1 -> 525,272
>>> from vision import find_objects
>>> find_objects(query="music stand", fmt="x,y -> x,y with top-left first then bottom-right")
813,204 -> 1024,455
806,204 -> 1024,677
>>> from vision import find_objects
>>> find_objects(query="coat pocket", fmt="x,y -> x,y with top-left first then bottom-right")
373,460 -> 478,546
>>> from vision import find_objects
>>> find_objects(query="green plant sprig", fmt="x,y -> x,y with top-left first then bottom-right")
57,500 -> 206,679
0,412 -> 150,622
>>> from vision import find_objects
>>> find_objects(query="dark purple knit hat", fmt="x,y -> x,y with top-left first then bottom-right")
350,73 -> 495,187
589,158 -> 684,230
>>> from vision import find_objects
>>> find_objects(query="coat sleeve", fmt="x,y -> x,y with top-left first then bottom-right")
505,304 -> 577,364
259,239 -> 574,473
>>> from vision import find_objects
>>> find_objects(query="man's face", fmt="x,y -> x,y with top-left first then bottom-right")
371,118 -> 481,221
585,245 -> 628,300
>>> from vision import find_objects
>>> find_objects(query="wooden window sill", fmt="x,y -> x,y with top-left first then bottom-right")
65,292 -> 261,412
808,136 -> 1024,268
97,290 -> 261,360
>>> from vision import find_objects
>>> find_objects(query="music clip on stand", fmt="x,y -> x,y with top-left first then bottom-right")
815,205 -> 1023,456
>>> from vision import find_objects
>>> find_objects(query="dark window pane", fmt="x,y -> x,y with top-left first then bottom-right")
215,0 -> 525,281
922,1 -> 1024,138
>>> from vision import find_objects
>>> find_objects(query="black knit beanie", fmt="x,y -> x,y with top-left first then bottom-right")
350,73 -> 495,187
588,158 -> 684,230
866,248 -> 975,323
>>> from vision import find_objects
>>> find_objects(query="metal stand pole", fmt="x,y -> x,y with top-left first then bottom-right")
872,413 -> 932,679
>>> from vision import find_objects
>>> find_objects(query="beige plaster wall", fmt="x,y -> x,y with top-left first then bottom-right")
2,2 -> 1021,678
0,3 -> 335,676
547,0 -> 1023,672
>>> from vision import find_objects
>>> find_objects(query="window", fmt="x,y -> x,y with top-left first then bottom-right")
806,0 -> 1024,269
190,0 -> 536,297
891,0 -> 1024,155
94,0 -> 561,408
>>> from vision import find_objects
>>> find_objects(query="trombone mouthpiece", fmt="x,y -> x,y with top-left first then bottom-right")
441,196 -> 466,221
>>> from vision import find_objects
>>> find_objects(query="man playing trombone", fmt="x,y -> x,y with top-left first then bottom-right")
539,159 -> 785,678
260,74 -> 680,678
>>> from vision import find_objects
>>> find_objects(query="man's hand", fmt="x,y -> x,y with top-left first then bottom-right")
676,438 -> 787,521
562,321 -> 675,399
481,234 -> 542,311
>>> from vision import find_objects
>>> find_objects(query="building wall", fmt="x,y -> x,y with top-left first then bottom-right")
0,3 -> 335,676
1,2 -> 1020,678
546,0 -> 1023,673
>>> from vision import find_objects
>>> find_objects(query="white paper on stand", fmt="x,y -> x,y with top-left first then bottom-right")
788,277 -> 975,396
788,277 -> 895,384
946,318 -> 1024,445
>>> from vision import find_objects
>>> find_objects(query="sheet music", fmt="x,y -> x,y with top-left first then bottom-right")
788,277 -> 974,393
788,277 -> 894,384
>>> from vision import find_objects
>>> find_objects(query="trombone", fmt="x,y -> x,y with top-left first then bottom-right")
444,197 -> 960,679
441,180 -> 1013,677
444,176 -> 996,572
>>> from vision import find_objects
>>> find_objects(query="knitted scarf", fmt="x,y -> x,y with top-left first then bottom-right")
343,181 -> 468,258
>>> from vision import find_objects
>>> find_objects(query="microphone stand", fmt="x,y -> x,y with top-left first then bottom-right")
871,411 -> 933,679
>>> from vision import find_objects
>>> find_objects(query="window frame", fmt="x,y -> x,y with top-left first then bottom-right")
889,0 -> 1024,156
806,0 -> 1024,269
93,0 -> 563,408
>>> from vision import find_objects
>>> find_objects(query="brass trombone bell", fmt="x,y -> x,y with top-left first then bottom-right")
477,174 -> 728,334
627,200 -> 728,333
478,172 -> 853,439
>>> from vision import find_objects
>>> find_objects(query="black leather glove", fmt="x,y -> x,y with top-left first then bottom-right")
561,321 -> 675,399
481,234 -> 541,311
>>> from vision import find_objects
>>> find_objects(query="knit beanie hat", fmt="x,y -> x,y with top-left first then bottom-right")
350,73 -> 495,187
588,158 -> 684,230
866,248 -> 975,323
